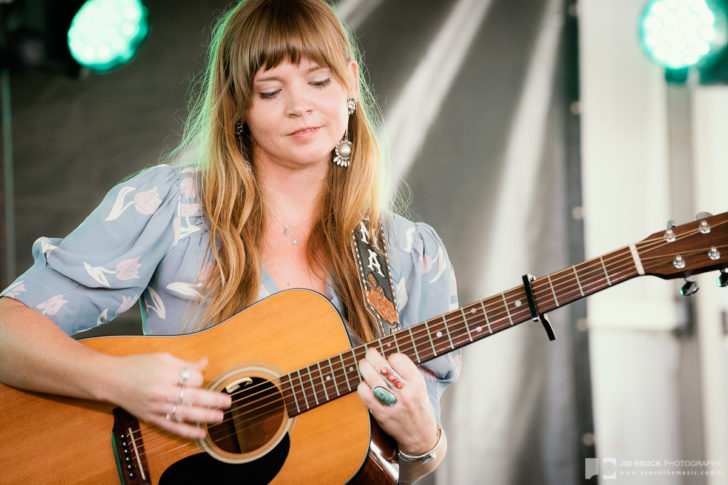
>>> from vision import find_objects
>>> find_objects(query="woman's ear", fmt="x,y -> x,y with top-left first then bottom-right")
347,60 -> 359,98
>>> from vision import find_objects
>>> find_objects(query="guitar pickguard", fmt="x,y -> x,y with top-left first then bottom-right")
159,433 -> 290,484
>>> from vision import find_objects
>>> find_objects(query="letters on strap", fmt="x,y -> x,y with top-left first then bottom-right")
352,220 -> 400,336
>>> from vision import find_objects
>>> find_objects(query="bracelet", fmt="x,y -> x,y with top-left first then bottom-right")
397,424 -> 443,464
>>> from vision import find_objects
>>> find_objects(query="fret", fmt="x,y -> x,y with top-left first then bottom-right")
441,315 -> 455,350
572,266 -> 585,297
316,362 -> 329,402
546,274 -> 559,306
460,308 -> 473,342
424,320 -> 438,357
606,248 -> 639,285
378,338 -> 385,356
297,370 -> 310,410
501,292 -> 514,326
600,257 -> 612,286
287,373 -> 300,414
339,354 -> 351,391
327,357 -> 340,396
382,334 -> 395,353
515,292 -> 527,318
408,327 -> 420,362
393,333 -> 400,353
307,366 -> 319,406
430,319 -> 446,353
351,349 -> 361,382
579,259 -> 604,295
479,300 -> 493,333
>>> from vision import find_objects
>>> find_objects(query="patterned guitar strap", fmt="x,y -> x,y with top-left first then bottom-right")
351,219 -> 400,337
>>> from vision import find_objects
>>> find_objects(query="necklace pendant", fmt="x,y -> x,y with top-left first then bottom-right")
283,226 -> 298,245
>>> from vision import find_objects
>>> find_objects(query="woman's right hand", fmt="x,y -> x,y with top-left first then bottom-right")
106,353 -> 232,440
0,298 -> 231,441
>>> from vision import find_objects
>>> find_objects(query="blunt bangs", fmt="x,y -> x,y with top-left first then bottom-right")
237,0 -> 352,89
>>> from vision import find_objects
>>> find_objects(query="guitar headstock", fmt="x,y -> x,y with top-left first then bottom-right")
638,211 -> 728,280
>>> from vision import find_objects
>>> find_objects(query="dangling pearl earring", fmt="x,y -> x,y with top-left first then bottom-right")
333,97 -> 357,168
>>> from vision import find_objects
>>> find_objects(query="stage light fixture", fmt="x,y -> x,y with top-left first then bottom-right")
639,0 -> 728,82
67,0 -> 149,74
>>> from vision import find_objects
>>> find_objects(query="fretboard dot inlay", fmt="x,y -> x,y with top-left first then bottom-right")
470,308 -> 476,314
476,326 -> 482,332
325,375 -> 331,381
514,300 -> 522,307
436,331 -> 443,338
349,366 -> 354,372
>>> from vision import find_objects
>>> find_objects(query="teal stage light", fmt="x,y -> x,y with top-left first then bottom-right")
67,0 -> 149,74
639,0 -> 728,83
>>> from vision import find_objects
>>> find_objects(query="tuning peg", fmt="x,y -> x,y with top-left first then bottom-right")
696,212 -> 713,234
680,278 -> 699,296
664,219 -> 676,242
718,269 -> 728,288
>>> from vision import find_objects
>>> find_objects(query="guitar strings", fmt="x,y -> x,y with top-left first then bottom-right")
134,235 -> 673,451
131,223 -> 725,451
128,220 -> 728,457
221,225 -> 728,422
133,232 -> 726,453
138,248 -> 728,459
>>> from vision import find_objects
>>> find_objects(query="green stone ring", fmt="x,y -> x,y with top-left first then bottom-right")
373,385 -> 397,406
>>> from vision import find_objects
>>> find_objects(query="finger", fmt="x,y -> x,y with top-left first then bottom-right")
362,349 -> 405,391
190,356 -> 209,372
148,413 -> 207,440
356,381 -> 391,412
364,348 -> 403,383
186,388 -> 232,409
356,381 -> 375,406
364,348 -> 388,368
357,356 -> 381,386
171,402 -> 225,425
388,353 -> 421,381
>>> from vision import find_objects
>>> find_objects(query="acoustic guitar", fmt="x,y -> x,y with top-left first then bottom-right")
0,212 -> 726,484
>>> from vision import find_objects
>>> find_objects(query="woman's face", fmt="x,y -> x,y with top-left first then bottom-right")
247,57 -> 357,171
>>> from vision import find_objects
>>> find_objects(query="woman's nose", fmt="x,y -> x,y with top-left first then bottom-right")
286,90 -> 313,116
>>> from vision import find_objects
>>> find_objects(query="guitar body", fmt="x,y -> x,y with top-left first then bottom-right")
0,290 -> 397,484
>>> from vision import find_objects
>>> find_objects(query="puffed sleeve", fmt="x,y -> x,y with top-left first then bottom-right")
1,165 -> 182,336
384,213 -> 462,422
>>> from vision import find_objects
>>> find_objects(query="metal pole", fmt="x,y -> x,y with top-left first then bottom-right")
1,67 -> 15,285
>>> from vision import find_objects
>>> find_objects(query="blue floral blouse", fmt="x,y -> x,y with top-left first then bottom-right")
3,165 -> 461,419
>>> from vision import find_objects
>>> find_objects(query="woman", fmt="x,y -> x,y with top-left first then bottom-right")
0,0 -> 460,482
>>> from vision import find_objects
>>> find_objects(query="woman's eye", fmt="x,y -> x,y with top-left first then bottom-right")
259,90 -> 280,99
311,78 -> 331,88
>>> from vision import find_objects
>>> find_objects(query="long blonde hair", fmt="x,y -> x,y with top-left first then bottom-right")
175,0 -> 384,341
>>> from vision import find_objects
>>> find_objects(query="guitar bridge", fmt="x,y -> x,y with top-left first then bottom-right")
112,407 -> 151,484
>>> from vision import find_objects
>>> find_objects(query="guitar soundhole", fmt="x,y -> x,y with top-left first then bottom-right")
207,377 -> 285,454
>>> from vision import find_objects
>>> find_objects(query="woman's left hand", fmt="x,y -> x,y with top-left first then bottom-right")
356,348 -> 439,454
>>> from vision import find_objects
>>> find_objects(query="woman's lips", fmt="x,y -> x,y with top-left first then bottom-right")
288,126 -> 320,138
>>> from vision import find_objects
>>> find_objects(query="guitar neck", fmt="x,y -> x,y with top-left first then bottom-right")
281,245 -> 643,417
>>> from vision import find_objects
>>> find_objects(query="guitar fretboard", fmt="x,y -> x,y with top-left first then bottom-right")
279,245 -> 641,417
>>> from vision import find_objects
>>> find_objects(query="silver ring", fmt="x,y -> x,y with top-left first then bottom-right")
179,366 -> 191,385
175,386 -> 185,405
380,366 -> 405,392
166,403 -> 179,421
